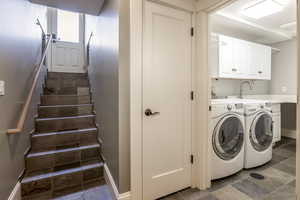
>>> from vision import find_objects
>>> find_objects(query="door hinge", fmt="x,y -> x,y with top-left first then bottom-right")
209,105 -> 212,111
190,155 -> 194,164
191,27 -> 194,37
190,91 -> 194,101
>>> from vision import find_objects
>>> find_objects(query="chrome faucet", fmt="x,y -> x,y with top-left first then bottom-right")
239,80 -> 254,98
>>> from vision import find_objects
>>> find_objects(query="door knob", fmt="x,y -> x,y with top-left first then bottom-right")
145,109 -> 160,116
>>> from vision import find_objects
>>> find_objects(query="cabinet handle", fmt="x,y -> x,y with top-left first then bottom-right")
258,71 -> 263,74
232,68 -> 237,72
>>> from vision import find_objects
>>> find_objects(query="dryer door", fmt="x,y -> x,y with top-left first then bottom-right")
250,112 -> 273,152
213,115 -> 244,160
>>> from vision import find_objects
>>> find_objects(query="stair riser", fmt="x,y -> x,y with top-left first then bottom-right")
21,166 -> 103,198
46,78 -> 89,89
44,86 -> 90,95
38,105 -> 93,118
41,95 -> 91,106
36,117 -> 95,133
31,130 -> 98,151
26,147 -> 101,172
47,72 -> 88,79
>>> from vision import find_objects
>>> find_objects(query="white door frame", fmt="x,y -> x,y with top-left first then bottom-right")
130,0 -> 300,200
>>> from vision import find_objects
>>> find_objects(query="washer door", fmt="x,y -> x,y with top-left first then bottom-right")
250,112 -> 273,152
213,115 -> 244,160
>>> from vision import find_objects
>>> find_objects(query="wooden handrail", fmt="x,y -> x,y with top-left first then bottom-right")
7,34 -> 53,134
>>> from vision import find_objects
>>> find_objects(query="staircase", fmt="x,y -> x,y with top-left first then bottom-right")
21,72 -> 106,200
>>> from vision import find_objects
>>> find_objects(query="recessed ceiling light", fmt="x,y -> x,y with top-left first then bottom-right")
242,0 -> 284,19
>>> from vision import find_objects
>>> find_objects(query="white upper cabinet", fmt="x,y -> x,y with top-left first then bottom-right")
250,43 -> 272,80
211,34 -> 272,80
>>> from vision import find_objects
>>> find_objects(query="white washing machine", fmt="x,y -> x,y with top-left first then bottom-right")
244,101 -> 273,169
211,102 -> 245,180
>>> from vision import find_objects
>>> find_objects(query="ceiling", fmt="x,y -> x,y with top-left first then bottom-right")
29,0 -> 105,15
210,0 -> 297,44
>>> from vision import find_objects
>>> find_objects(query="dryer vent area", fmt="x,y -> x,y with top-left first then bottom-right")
159,137 -> 296,200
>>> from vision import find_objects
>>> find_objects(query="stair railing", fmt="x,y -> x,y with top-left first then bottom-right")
7,33 -> 53,134
86,32 -> 94,66
36,18 -> 46,39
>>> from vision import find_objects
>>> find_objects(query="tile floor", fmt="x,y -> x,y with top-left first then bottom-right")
53,183 -> 114,200
159,137 -> 297,200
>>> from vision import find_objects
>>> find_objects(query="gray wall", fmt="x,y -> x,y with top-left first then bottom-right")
118,0 -> 130,193
85,0 -> 130,193
271,39 -> 298,132
271,39 -> 297,95
0,0 -> 47,199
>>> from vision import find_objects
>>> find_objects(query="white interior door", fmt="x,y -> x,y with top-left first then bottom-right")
143,2 -> 192,199
51,9 -> 85,73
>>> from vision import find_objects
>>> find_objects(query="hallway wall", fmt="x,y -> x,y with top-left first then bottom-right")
0,0 -> 47,199
271,39 -> 297,95
85,0 -> 130,193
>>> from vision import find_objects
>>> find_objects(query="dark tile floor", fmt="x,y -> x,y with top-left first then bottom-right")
159,137 -> 297,200
53,183 -> 114,200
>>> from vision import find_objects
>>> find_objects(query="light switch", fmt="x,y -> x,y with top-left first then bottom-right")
0,81 -> 5,96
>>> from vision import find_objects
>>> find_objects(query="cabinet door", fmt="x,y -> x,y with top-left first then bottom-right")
272,113 -> 281,143
233,38 -> 250,78
261,46 -> 271,80
219,35 -> 234,77
248,43 -> 261,78
249,43 -> 271,80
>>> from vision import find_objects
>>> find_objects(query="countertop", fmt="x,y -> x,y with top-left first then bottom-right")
211,95 -> 297,104
242,95 -> 297,104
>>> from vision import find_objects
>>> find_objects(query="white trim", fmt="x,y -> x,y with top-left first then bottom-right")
195,11 -> 211,190
8,182 -> 21,200
118,192 -> 131,200
196,0 -> 236,12
191,11 -> 198,189
148,0 -> 196,12
104,164 -> 131,200
130,0 -> 143,199
282,128 -> 297,139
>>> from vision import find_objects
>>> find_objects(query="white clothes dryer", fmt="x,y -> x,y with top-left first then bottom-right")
211,102 -> 245,180
244,102 -> 273,169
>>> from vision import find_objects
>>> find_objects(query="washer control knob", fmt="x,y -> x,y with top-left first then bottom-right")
227,104 -> 233,111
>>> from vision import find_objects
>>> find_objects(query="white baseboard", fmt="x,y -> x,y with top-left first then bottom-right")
8,182 -> 21,200
282,129 -> 297,139
104,164 -> 131,200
